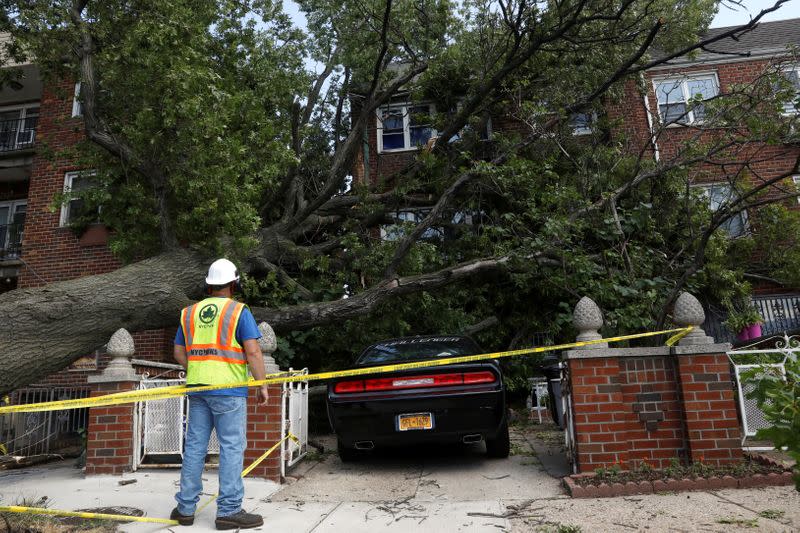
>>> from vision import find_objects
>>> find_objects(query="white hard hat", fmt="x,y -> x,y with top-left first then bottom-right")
205,258 -> 240,285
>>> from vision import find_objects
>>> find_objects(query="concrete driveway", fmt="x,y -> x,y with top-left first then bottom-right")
2,423 -> 799,532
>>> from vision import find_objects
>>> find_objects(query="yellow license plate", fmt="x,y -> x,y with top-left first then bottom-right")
397,413 -> 434,431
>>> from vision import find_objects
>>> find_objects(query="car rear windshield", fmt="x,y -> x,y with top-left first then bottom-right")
356,337 -> 480,365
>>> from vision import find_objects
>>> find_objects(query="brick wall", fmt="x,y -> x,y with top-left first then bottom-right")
675,350 -> 743,464
567,345 -> 742,473
244,384 -> 283,482
85,380 -> 137,475
18,78 -> 120,289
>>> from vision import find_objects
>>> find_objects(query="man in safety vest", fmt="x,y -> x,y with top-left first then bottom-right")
170,258 -> 270,530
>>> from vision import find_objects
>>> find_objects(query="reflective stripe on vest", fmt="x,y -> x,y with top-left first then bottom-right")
181,297 -> 248,386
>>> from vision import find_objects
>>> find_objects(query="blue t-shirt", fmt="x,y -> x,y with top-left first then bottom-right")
175,305 -> 262,397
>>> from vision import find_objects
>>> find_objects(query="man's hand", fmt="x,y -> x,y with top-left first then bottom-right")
258,385 -> 270,406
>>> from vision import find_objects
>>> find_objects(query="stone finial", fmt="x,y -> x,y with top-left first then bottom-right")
94,328 -> 138,381
257,322 -> 280,373
573,296 -> 607,349
673,292 -> 714,345
258,322 -> 277,354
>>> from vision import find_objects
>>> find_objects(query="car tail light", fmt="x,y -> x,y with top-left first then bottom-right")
333,370 -> 497,393
333,380 -> 365,393
463,371 -> 496,384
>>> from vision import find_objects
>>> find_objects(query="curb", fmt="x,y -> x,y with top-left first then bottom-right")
563,469 -> 794,498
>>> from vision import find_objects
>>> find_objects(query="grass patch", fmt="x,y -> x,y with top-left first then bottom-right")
758,509 -> 785,520
716,517 -> 758,528
1,496 -> 118,533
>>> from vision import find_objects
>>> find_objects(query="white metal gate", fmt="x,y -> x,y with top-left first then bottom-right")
133,378 -> 219,470
728,333 -> 794,451
281,368 -> 309,476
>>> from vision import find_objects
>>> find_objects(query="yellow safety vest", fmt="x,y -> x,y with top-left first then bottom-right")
181,297 -> 248,386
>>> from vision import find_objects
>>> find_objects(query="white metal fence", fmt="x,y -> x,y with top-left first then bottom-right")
728,334 -> 794,451
133,373 -> 309,475
0,387 -> 90,457
281,368 -> 309,477
133,378 -> 219,470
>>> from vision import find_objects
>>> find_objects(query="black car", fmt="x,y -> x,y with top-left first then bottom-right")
327,335 -> 509,461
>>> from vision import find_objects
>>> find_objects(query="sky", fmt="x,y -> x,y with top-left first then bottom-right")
711,0 -> 800,27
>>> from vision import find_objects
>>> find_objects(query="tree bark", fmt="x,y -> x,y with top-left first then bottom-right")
0,250 -> 512,396
0,250 -> 204,396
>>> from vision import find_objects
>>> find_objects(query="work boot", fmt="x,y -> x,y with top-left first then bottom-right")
215,510 -> 264,530
170,508 -> 195,526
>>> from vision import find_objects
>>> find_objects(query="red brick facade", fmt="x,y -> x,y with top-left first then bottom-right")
567,346 -> 742,473
85,380 -> 138,475
18,79 -> 120,289
244,384 -> 284,481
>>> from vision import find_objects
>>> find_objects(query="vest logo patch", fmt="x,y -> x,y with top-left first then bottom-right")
199,303 -> 219,324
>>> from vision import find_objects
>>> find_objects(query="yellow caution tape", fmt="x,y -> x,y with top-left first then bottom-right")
0,327 -> 694,415
196,432 -> 300,515
0,505 -> 179,525
0,432 -> 302,525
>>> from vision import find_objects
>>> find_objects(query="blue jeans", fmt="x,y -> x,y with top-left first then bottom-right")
175,395 -> 247,518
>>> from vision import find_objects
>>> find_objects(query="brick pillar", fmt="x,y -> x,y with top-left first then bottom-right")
242,321 -> 283,483
244,384 -> 283,482
675,347 -> 743,465
85,328 -> 141,475
85,380 -> 138,475
671,292 -> 742,466
568,356 -> 629,471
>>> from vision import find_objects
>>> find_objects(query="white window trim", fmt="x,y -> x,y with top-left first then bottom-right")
693,182 -> 749,237
59,170 -> 96,227
793,175 -> 800,205
71,82 -> 83,118
781,65 -> 800,116
376,102 -> 437,154
652,71 -> 720,126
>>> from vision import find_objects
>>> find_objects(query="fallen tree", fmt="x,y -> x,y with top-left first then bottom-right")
1,0 -> 798,395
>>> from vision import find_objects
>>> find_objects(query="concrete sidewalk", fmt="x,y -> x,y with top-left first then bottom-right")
1,426 -> 798,532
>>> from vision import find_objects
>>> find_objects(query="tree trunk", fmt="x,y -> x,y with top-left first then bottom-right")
0,250 -> 510,396
0,250 -> 204,396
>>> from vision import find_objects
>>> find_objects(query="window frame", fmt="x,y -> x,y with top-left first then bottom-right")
59,170 -> 97,227
780,65 -> 800,116
0,199 -> 26,256
652,71 -> 720,126
376,102 -> 437,153
71,82 -> 83,118
694,182 -> 748,238
0,103 -> 40,150
569,111 -> 597,136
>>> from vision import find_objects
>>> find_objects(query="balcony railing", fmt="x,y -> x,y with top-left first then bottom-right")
0,117 -> 37,153
0,223 -> 23,259
704,294 -> 800,342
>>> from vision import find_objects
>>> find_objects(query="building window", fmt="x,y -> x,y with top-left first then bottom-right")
0,105 -> 39,152
654,74 -> 719,125
697,182 -> 747,237
72,82 -> 83,118
793,175 -> 800,205
781,66 -> 800,115
0,200 -> 26,258
377,103 -> 435,152
569,112 -> 594,135
60,171 -> 96,226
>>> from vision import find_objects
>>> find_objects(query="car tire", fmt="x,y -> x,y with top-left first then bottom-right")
337,440 -> 358,462
485,421 -> 510,458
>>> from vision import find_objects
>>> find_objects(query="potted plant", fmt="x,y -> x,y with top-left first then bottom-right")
724,305 -> 763,340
